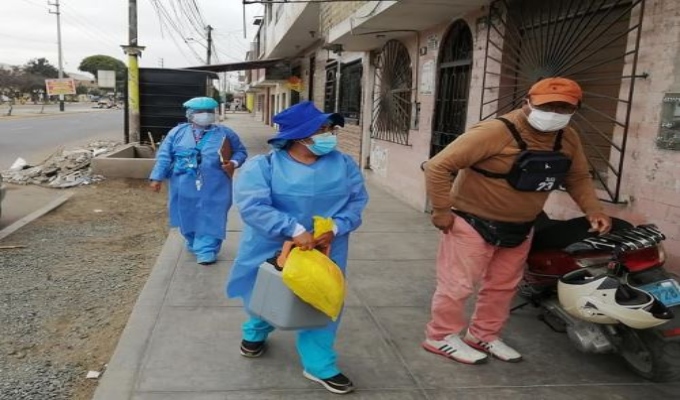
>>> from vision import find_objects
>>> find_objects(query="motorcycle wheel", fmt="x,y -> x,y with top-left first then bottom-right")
618,327 -> 680,382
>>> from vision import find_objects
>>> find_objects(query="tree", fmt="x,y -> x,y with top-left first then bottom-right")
23,58 -> 61,78
78,55 -> 126,91
0,67 -> 24,99
76,83 -> 89,95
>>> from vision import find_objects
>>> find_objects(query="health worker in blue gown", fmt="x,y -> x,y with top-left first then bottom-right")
226,101 -> 369,395
149,96 -> 248,265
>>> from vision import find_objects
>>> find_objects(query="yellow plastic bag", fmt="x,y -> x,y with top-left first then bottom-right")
313,216 -> 334,238
280,216 -> 345,320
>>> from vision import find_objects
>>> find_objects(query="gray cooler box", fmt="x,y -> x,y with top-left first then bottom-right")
246,261 -> 330,330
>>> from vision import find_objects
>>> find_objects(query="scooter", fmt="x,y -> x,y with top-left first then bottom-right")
517,213 -> 680,382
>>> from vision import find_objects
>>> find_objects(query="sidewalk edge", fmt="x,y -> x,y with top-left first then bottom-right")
92,229 -> 183,400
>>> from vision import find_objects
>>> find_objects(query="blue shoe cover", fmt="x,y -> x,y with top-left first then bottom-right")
197,252 -> 216,265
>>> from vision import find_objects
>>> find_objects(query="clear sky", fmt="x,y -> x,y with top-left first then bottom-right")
1,0 -> 263,74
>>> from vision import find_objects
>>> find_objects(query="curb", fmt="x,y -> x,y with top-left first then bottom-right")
0,109 -> 117,120
0,192 -> 74,241
92,229 -> 184,400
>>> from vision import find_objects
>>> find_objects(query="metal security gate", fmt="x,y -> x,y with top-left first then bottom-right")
480,0 -> 645,203
371,40 -> 413,145
431,20 -> 473,157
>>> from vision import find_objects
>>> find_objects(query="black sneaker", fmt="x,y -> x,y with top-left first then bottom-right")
303,371 -> 355,394
239,340 -> 266,358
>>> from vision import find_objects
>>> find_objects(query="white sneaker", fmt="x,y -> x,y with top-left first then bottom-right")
463,331 -> 523,363
422,334 -> 488,365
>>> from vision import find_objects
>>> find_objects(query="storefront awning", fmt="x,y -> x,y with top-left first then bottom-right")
185,58 -> 289,73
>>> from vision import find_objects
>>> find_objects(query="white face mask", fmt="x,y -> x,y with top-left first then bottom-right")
192,112 -> 216,127
527,103 -> 573,132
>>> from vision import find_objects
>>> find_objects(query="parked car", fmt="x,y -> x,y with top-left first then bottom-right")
95,98 -> 114,109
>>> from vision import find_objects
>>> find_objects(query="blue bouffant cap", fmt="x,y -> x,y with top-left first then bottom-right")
183,96 -> 218,110
267,101 -> 344,145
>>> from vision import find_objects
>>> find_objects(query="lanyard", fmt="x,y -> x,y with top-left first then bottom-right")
192,128 -> 212,191
193,129 -> 213,166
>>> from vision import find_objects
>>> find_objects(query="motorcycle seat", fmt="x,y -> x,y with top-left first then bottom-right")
531,212 -> 633,252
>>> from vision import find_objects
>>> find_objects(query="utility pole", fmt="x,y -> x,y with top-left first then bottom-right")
48,0 -> 65,112
206,25 -> 213,65
121,0 -> 144,143
159,58 -> 164,68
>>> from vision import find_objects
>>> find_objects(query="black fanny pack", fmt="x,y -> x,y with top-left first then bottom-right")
453,210 -> 533,248
471,117 -> 572,192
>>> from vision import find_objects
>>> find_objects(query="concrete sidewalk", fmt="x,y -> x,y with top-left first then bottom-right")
93,113 -> 679,400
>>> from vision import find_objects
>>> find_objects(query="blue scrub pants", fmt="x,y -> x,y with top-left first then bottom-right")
242,315 -> 341,379
184,233 -> 222,263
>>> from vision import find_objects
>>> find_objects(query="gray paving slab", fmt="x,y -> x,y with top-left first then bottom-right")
369,306 -> 678,397
426,385 -> 680,399
165,260 -> 237,307
132,389 -> 425,400
94,113 -> 677,400
349,231 -> 439,261
347,260 -> 436,308
360,209 -> 436,233
136,306 -> 415,393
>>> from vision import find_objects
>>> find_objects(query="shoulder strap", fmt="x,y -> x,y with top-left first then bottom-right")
496,117 -> 527,151
469,117 -> 525,179
553,130 -> 564,151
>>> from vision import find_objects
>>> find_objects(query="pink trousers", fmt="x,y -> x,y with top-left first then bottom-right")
425,216 -> 532,342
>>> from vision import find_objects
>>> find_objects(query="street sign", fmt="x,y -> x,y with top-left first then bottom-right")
97,70 -> 116,88
45,78 -> 76,96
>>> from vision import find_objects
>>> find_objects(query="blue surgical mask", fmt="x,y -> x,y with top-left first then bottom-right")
305,133 -> 337,155
191,112 -> 216,127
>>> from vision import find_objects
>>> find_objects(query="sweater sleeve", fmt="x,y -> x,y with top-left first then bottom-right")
424,120 -> 511,215
563,129 -> 603,215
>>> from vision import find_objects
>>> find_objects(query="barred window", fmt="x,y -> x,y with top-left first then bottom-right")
371,40 -> 412,145
479,0 -> 645,203
324,64 -> 337,113
339,61 -> 362,124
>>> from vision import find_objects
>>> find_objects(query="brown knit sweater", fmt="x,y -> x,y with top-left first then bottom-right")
424,109 -> 603,223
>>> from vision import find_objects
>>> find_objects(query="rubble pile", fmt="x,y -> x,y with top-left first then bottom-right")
1,140 -> 122,188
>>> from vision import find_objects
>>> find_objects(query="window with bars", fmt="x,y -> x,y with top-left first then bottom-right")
324,64 -> 337,113
308,55 -> 316,101
339,61 -> 362,124
371,40 -> 413,145
479,0 -> 645,203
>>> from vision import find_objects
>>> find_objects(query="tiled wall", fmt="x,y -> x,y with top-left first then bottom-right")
320,1 -> 369,33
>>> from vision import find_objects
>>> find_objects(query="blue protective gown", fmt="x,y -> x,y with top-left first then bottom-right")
149,123 -> 248,259
226,149 -> 368,379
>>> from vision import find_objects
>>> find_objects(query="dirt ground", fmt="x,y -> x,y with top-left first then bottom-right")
0,179 -> 169,400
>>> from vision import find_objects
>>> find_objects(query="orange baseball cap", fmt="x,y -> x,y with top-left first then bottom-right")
528,77 -> 582,106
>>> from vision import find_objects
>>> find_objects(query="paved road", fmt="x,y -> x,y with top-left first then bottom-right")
0,108 -> 123,169
0,109 -> 123,229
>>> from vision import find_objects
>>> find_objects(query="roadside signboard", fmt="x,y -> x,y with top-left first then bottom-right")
97,70 -> 116,88
45,78 -> 76,96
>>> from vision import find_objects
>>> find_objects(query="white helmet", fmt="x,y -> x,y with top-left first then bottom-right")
558,269 -> 673,329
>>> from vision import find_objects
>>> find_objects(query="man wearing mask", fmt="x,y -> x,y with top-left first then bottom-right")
422,77 -> 611,365
149,97 -> 248,265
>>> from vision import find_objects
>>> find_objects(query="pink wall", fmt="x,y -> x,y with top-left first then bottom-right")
366,13 -> 485,211
366,2 -> 680,270
544,0 -> 680,271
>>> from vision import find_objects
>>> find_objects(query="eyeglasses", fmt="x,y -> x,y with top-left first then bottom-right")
530,101 -> 578,115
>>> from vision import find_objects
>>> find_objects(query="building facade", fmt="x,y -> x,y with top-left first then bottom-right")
241,0 -> 680,268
